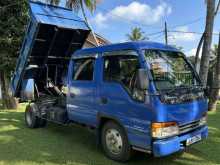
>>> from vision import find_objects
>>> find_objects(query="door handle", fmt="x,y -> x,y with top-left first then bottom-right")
100,97 -> 108,105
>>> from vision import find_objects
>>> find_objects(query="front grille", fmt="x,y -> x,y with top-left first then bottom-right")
179,120 -> 201,134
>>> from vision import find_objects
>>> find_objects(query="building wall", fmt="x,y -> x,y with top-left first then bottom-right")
83,33 -> 110,48
83,41 -> 95,48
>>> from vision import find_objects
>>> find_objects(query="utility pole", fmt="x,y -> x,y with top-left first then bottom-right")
165,22 -> 168,45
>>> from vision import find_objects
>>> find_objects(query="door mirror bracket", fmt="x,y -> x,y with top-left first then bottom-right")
136,69 -> 150,90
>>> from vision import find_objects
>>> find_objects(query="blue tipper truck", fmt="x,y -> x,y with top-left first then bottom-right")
11,1 -> 208,162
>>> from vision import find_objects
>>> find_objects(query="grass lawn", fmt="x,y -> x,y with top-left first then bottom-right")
0,104 -> 220,165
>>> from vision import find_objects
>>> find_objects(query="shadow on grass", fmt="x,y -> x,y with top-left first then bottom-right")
0,111 -> 219,165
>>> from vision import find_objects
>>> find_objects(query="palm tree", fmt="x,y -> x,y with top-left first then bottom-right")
208,33 -> 220,111
45,0 -> 60,5
66,0 -> 99,46
198,0 -> 215,86
195,0 -> 220,76
126,27 -> 148,41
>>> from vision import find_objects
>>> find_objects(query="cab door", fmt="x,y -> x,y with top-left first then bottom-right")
97,51 -> 153,150
67,56 -> 98,127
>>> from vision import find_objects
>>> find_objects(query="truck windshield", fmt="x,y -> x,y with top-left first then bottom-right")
144,50 -> 200,91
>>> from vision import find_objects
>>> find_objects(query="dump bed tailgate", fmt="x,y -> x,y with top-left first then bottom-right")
11,1 -> 90,97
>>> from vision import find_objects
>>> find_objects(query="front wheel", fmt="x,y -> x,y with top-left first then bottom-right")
101,121 -> 132,162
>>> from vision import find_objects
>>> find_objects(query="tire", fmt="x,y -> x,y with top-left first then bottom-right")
101,121 -> 132,162
25,104 -> 40,128
38,118 -> 47,127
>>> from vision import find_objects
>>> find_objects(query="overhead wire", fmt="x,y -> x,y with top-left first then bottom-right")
146,30 -> 164,36
95,6 -> 214,38
2,2 -> 219,39
168,30 -> 219,36
151,33 -> 164,40
169,17 -> 204,29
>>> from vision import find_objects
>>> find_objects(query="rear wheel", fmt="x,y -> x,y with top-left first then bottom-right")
25,104 -> 47,128
101,121 -> 132,162
25,104 -> 39,128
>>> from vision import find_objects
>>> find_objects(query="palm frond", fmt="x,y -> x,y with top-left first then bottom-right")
84,0 -> 96,12
46,0 -> 60,5
66,0 -> 97,12
66,0 -> 81,12
126,27 -> 148,41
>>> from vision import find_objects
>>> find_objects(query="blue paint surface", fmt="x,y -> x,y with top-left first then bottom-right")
153,126 -> 208,157
67,41 -> 208,156
11,1 -> 90,97
29,1 -> 89,30
74,41 -> 179,56
11,3 -> 208,156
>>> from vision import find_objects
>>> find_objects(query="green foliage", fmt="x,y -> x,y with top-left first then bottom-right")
0,104 -> 220,164
212,44 -> 218,56
0,0 -> 28,74
65,0 -> 99,46
171,45 -> 183,51
66,0 -> 97,12
208,44 -> 218,69
127,27 -> 148,41
45,0 -> 60,5
187,56 -> 197,65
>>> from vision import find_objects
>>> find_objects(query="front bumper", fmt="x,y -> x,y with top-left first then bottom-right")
153,125 -> 208,157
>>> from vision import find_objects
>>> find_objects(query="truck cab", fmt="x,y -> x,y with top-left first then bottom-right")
11,1 -> 208,162
65,42 -> 208,160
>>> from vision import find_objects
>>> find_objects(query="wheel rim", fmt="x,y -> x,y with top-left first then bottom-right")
105,128 -> 123,154
26,108 -> 33,126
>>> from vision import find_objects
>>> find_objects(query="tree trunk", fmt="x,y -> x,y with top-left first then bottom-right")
0,70 -> 17,109
208,32 -> 220,111
195,0 -> 220,72
195,33 -> 204,71
80,1 -> 100,47
199,0 -> 215,86
208,71 -> 219,111
215,0 -> 220,15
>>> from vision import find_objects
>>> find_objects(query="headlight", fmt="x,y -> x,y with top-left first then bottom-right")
199,115 -> 207,126
152,122 -> 179,139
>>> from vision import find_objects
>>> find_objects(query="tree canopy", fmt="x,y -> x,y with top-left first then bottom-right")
66,0 -> 97,12
0,0 -> 28,109
0,0 -> 28,74
45,0 -> 60,5
126,27 -> 148,41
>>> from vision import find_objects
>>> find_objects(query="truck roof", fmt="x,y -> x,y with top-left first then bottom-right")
73,41 -> 180,57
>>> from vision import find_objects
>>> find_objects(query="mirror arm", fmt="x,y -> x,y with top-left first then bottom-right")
144,91 -> 160,96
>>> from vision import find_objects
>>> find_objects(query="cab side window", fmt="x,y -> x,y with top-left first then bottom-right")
73,58 -> 94,81
103,51 -> 142,99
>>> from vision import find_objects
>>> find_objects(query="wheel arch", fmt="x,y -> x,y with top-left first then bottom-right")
96,114 -> 129,145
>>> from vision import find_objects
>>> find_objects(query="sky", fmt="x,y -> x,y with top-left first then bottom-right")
58,0 -> 220,56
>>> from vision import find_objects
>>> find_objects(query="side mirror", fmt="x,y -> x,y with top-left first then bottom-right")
136,69 -> 149,90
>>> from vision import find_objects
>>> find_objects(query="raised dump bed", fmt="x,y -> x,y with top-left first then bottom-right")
11,1 -> 90,100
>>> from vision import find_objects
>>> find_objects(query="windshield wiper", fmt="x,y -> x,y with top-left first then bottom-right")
163,84 -> 204,95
